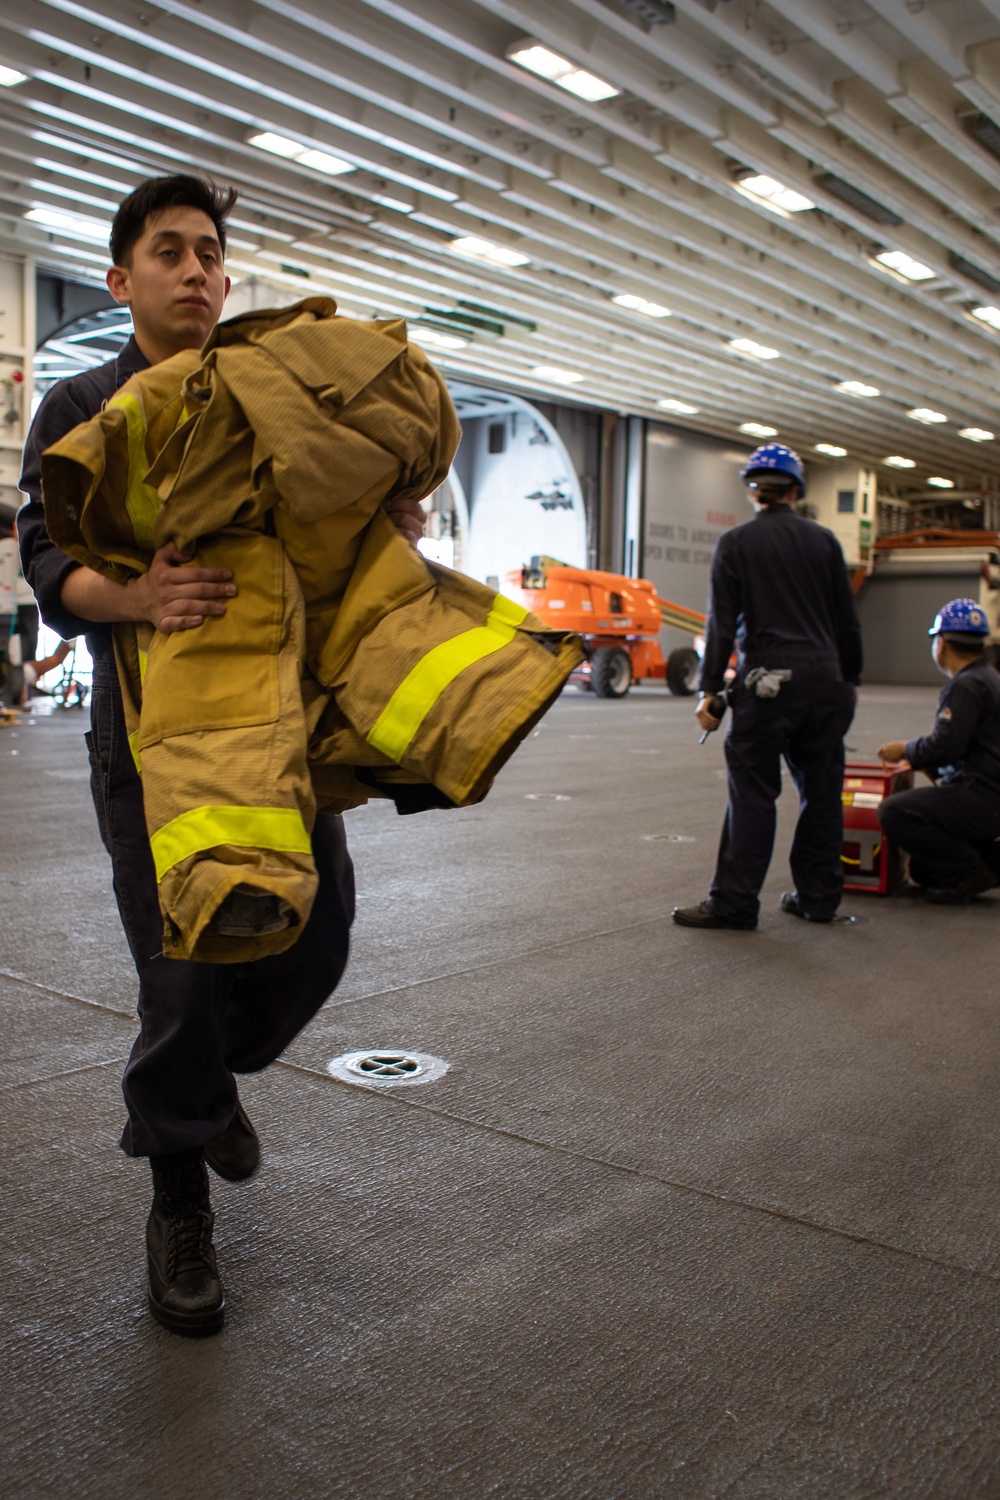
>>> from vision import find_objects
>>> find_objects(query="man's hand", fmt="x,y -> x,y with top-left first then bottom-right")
383,496 -> 426,547
695,694 -> 722,734
878,740 -> 909,766
131,543 -> 236,633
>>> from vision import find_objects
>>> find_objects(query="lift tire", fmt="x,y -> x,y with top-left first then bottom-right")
591,646 -> 632,698
666,647 -> 700,697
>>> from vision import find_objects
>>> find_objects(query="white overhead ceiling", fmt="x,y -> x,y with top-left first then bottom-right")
4,0 -> 1000,491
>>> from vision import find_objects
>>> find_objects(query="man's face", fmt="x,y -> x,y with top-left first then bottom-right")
106,205 -> 230,360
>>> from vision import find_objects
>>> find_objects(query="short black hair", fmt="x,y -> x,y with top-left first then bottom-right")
110,175 -> 238,267
941,633 -> 987,655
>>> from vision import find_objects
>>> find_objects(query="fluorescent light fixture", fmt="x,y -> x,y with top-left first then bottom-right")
872,250 -> 936,282
450,235 -> 530,268
836,380 -> 880,398
557,69 -> 620,102
959,427 -> 995,442
298,147 -> 354,175
612,293 -> 672,318
884,455 -> 916,469
410,326 -> 469,351
250,131 -> 301,159
735,174 -> 814,213
531,365 -> 584,385
509,44 -> 568,80
739,422 -> 778,438
248,131 -> 352,176
24,207 -> 109,243
815,443 -> 848,457
971,305 -> 1000,330
508,42 -> 619,101
658,398 -> 699,415
927,477 -> 955,488
0,66 -> 27,87
728,337 -> 780,361
907,407 -> 947,425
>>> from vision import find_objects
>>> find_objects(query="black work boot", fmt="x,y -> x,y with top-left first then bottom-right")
925,862 -> 998,905
672,900 -> 756,931
205,1098 -> 260,1182
147,1149 -> 225,1337
779,891 -> 834,923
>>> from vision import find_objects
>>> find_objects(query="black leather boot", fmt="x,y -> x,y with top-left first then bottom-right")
147,1149 -> 225,1336
205,1098 -> 260,1182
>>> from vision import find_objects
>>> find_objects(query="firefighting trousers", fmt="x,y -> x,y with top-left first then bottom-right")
709,676 -> 856,923
87,659 -> 356,1158
878,777 -> 1000,889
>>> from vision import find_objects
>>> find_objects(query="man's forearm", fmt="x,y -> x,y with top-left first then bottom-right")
60,565 -> 150,625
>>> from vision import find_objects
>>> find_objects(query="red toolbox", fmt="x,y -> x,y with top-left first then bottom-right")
841,761 -> 914,894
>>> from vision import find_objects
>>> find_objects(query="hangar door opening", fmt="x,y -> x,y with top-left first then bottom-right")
446,386 -> 588,589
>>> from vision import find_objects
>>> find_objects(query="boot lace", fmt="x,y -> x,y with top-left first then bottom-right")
164,1207 -> 214,1279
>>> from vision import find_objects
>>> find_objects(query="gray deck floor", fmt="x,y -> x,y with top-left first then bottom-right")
3,683 -> 999,1499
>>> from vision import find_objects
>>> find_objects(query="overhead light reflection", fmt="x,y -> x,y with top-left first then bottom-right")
658,398 -> 699,415
735,173 -> 815,214
450,235 -> 530,268
248,131 -> 353,176
508,42 -> 619,101
872,250 -> 936,282
907,408 -> 947,424
24,206 -> 109,243
728,337 -> 780,361
971,305 -> 1000,331
531,365 -> 584,384
836,380 -> 880,398
612,293 -> 672,318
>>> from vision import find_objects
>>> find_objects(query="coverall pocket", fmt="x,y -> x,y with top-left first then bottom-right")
137,531 -> 284,749
83,728 -> 111,854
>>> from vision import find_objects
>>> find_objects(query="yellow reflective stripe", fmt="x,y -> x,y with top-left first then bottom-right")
367,595 -> 529,763
106,391 -> 159,549
128,730 -> 141,774
138,649 -> 148,685
150,805 -> 312,883
485,594 -> 530,630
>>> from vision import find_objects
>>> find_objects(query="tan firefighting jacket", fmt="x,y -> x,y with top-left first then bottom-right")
42,299 -> 582,964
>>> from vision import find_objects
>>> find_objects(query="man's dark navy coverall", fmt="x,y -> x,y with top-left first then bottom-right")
19,339 -> 355,1157
878,655 -> 1000,889
699,503 -> 862,924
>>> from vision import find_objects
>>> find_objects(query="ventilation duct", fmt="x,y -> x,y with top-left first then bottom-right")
962,111 -> 1000,162
606,0 -> 676,24
814,173 -> 903,227
949,252 -> 1000,299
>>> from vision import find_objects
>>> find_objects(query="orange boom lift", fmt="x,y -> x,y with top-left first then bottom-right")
505,556 -> 705,698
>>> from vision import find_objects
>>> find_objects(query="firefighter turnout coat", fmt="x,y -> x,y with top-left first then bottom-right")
42,299 -> 582,963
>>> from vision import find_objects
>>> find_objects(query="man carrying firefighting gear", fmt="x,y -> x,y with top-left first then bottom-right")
878,598 -> 1000,904
673,443 -> 862,931
39,297 -> 578,966
17,176 -> 428,1337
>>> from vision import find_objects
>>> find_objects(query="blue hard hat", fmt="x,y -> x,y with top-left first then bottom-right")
928,598 -> 990,637
739,442 -> 807,497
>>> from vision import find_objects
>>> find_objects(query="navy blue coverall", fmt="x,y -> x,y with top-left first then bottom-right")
878,655 -> 1000,889
699,503 -> 863,925
18,339 -> 356,1157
